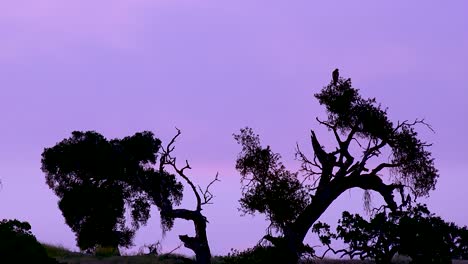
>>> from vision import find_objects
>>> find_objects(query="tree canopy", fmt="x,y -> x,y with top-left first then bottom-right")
314,77 -> 438,196
234,130 -> 310,232
41,131 -> 183,251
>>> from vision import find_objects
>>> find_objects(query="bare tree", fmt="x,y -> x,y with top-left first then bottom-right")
157,129 -> 219,264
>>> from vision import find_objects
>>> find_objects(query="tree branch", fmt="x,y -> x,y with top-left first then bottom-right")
370,162 -> 400,175
296,144 -> 322,186
179,235 -> 201,252
315,119 -> 358,179
160,129 -> 203,211
394,118 -> 434,133
316,117 -> 343,145
352,139 -> 387,176
200,173 -> 220,206
345,174 -> 401,211
310,130 -> 336,190
310,130 -> 328,165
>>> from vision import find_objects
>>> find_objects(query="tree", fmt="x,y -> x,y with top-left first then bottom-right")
316,211 -> 399,264
0,219 -> 60,263
314,204 -> 460,264
234,71 -> 438,264
41,131 -> 183,253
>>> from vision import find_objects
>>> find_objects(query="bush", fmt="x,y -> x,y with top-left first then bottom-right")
219,246 -> 287,264
0,219 -> 60,263
94,245 -> 121,257
42,243 -> 81,258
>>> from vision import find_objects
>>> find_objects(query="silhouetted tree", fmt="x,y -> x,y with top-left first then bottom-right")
234,70 -> 438,264
398,205 -> 455,263
41,131 -> 183,253
314,212 -> 399,264
314,204 -> 460,264
120,129 -> 218,264
0,219 -> 60,263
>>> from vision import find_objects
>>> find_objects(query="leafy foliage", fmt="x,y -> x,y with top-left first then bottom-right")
234,128 -> 310,232
397,205 -> 455,263
0,219 -> 60,263
220,246 -> 288,264
314,204 -> 468,264
453,226 -> 468,260
57,183 -> 133,251
389,126 -> 438,196
314,78 -> 393,140
315,78 -> 438,197
41,131 -> 183,251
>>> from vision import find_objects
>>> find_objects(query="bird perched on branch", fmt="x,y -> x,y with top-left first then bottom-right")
332,68 -> 339,85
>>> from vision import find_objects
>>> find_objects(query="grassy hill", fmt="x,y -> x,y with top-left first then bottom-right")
42,243 -> 193,264
41,243 -> 468,264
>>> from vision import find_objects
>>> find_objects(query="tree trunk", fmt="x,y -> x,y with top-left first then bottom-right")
166,209 -> 211,264
282,175 -> 400,264
179,214 -> 211,264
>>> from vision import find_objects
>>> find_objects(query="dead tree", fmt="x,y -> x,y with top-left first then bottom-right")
158,129 -> 219,264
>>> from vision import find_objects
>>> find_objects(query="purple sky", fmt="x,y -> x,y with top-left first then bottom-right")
0,0 -> 467,256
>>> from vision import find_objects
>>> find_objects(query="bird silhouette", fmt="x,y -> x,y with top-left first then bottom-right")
332,68 -> 339,85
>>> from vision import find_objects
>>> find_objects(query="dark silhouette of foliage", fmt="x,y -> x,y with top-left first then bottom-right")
41,131 -> 183,252
398,205 -> 454,263
234,70 -> 438,264
234,130 -> 310,232
452,226 -> 468,260
314,204 -> 466,264
57,183 -> 133,251
0,219 -> 60,263
220,246 -> 288,264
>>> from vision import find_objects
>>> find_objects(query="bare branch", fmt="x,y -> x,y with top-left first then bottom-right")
159,128 -> 182,173
200,173 -> 220,206
166,243 -> 183,255
310,130 -> 329,165
316,117 -> 342,145
354,139 -> 387,175
394,118 -> 434,133
160,129 -> 203,211
331,124 -> 359,179
295,143 -> 322,185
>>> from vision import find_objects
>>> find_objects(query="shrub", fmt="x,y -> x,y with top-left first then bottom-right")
94,245 -> 121,257
220,246 -> 287,264
0,219 -> 60,263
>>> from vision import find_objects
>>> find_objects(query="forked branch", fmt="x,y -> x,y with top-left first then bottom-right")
160,128 -> 220,212
198,173 -> 220,206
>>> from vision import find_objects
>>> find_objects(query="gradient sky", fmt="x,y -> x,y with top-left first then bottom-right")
0,0 -> 467,256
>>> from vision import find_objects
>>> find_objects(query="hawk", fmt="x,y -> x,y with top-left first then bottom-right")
332,68 -> 339,85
